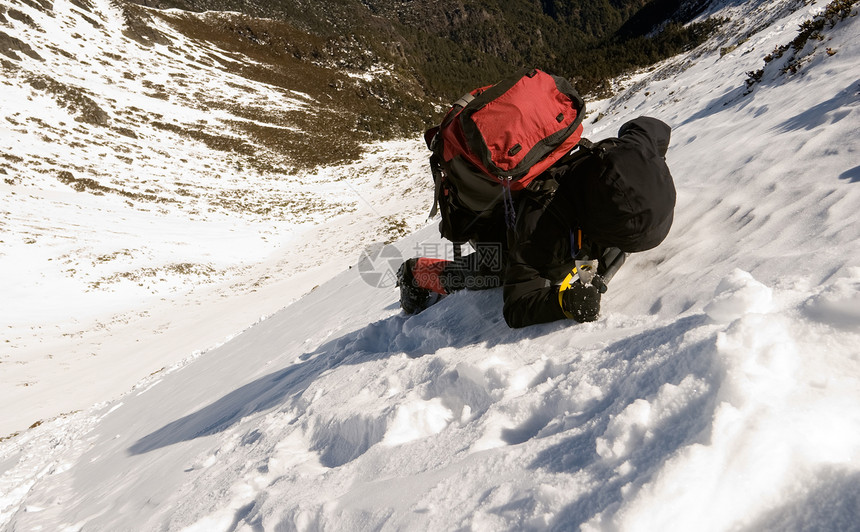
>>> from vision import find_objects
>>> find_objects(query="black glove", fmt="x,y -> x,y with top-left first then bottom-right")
561,277 -> 602,323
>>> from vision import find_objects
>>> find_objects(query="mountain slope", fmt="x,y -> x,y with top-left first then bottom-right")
2,0 -> 860,529
0,0 -> 433,436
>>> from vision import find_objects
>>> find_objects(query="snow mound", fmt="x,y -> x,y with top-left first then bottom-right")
704,269 -> 773,322
382,396 -> 455,447
803,267 -> 860,329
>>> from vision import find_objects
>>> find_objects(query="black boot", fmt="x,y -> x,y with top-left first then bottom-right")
396,258 -> 432,314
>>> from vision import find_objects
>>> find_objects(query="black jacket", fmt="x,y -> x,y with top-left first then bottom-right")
444,117 -> 675,328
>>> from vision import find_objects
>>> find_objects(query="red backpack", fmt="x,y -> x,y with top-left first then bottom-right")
425,68 -> 586,244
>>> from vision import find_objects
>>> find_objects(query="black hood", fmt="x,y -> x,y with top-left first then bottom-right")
569,116 -> 676,253
619,116 -> 671,157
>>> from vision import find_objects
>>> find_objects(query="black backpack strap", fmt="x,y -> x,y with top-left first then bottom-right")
550,137 -> 597,168
577,137 -> 595,151
428,152 -> 444,219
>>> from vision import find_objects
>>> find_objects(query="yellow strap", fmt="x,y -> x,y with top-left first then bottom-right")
557,266 -> 579,319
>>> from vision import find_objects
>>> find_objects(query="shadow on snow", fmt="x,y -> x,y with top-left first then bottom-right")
128,289 -> 564,455
523,315 -> 723,530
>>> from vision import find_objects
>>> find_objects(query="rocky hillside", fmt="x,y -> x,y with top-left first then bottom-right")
3,0 -> 721,171
128,0 -> 720,99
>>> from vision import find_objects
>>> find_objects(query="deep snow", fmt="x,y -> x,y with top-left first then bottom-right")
2,0 -> 860,530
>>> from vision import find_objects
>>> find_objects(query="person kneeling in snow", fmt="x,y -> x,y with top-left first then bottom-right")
397,117 -> 676,328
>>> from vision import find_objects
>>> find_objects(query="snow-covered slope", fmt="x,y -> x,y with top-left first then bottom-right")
2,0 -> 860,530
0,0 -> 431,435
